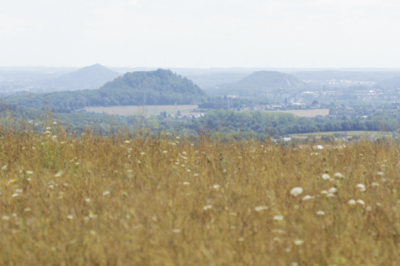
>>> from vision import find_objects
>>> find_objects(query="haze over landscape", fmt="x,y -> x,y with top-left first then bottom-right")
2,0 -> 400,68
2,0 -> 400,265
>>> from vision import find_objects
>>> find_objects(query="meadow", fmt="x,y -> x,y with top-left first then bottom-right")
0,119 -> 399,265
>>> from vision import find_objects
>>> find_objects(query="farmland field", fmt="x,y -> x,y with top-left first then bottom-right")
266,109 -> 329,117
1,120 -> 400,265
85,105 -> 199,116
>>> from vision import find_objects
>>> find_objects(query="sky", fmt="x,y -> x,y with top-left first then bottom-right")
1,0 -> 400,68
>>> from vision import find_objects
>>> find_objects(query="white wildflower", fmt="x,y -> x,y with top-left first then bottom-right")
322,174 -> 330,180
213,184 -> 220,190
348,199 -> 356,205
356,184 -> 366,192
326,193 -> 335,198
357,199 -> 365,205
274,215 -> 284,221
183,182 -> 190,185
320,190 -> 328,195
302,195 -> 313,201
26,171 -> 33,175
55,171 -> 63,177
124,140 -> 130,143
316,211 -> 325,216
255,206 -> 268,211
372,182 -> 379,187
24,208 -> 31,212
172,229 -> 181,233
2,216 -> 10,220
328,187 -> 337,193
290,187 -> 303,197
12,193 -> 19,197
103,191 -> 110,196
1,165 -> 7,171
67,215 -> 73,219
163,150 -> 168,153
203,205 -> 212,210
334,172 -> 343,179
377,172 -> 384,175
294,239 -> 304,245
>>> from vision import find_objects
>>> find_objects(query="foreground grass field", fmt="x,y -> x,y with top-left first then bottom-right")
0,123 -> 399,265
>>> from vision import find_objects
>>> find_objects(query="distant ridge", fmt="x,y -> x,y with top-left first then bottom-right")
37,64 -> 121,90
207,71 -> 305,96
235,71 -> 305,89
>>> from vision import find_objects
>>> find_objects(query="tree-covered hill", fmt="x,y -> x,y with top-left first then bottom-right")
205,71 -> 305,96
3,69 -> 207,111
36,64 -> 121,91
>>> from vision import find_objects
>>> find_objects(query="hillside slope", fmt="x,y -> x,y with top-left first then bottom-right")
5,69 -> 207,111
37,64 -> 121,90
206,71 -> 305,96
185,72 -> 250,89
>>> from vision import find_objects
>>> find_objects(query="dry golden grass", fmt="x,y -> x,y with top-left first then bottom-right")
0,122 -> 399,265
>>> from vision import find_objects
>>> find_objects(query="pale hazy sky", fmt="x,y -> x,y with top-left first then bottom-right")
1,0 -> 400,68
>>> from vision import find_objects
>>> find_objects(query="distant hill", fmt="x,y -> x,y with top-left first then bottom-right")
377,76 -> 400,88
206,71 -> 305,96
185,72 -> 251,89
4,69 -> 207,111
37,64 -> 121,91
